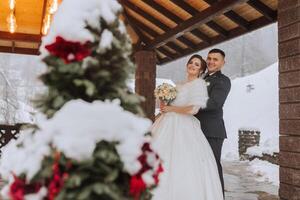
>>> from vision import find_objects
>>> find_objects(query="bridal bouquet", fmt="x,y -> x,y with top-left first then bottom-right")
154,83 -> 177,105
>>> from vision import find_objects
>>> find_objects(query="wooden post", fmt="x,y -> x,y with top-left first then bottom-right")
134,50 -> 156,121
278,0 -> 300,199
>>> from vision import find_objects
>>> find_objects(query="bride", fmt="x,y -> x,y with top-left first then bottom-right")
151,54 -> 223,200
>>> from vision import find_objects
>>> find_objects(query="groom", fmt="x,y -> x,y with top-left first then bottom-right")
195,48 -> 231,196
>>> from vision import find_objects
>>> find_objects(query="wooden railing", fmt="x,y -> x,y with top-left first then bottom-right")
0,124 -> 23,154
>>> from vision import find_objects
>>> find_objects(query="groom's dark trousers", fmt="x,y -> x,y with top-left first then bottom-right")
195,71 -> 231,197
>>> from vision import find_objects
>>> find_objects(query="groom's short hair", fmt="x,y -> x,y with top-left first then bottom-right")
208,49 -> 225,58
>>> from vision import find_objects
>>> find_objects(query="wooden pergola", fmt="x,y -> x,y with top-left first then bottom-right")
0,0 -> 300,199
0,0 -> 278,63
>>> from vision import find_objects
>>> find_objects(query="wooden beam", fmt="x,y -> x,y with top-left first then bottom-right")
121,0 -> 190,54
177,36 -> 199,49
190,29 -> 211,44
122,10 -> 150,47
125,14 -> 159,37
0,32 -> 41,43
0,46 -> 40,55
202,0 -> 250,30
120,0 -> 170,31
170,0 -> 229,37
224,11 -> 250,30
126,13 -> 191,57
156,56 -> 171,65
159,16 -> 276,65
170,0 -> 197,16
206,21 -> 228,37
247,0 -> 277,21
157,46 -> 178,59
146,0 -> 249,49
142,0 -> 211,45
165,42 -> 185,54
142,0 -> 182,23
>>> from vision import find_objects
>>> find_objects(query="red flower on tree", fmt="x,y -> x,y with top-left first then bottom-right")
153,163 -> 163,184
129,175 -> 147,200
9,175 -> 41,200
45,36 -> 91,63
129,142 -> 163,199
9,175 -> 26,200
47,152 -> 69,200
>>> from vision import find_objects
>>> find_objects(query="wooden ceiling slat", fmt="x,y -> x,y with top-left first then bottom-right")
146,0 -> 250,49
123,0 -> 201,56
190,29 -> 211,43
224,11 -> 250,30
198,24 -> 219,37
122,0 -> 191,56
162,44 -> 177,54
123,11 -> 150,46
165,42 -> 185,54
125,14 -> 159,38
157,46 -> 177,59
126,8 -> 164,34
156,50 -> 164,59
206,21 -> 228,37
260,0 -> 278,10
247,0 -> 277,21
172,39 -> 188,49
142,0 -> 183,24
183,32 -> 202,44
126,12 -> 188,56
170,0 -> 229,38
140,0 -> 210,48
177,36 -> 198,49
140,30 -> 155,40
170,0 -> 198,16
121,0 -> 170,32
143,0 -> 211,44
131,0 -> 176,28
202,0 -> 250,30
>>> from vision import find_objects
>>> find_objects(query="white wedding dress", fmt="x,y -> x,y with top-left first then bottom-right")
151,78 -> 223,200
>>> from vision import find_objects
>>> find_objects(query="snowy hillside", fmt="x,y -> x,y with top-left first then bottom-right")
223,62 -> 279,160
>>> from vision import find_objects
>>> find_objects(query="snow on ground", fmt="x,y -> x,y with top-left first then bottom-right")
222,62 -> 279,186
223,62 -> 279,160
246,137 -> 279,157
247,159 -> 279,186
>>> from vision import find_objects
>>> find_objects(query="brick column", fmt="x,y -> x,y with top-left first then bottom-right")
278,1 -> 300,199
134,50 -> 156,121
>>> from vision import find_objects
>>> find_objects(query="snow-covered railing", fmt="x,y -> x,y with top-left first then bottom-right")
238,128 -> 260,160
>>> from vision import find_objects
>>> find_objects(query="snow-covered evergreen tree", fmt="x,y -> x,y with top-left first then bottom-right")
0,1 -> 162,199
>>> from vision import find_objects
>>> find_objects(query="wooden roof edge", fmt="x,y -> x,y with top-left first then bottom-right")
0,46 -> 40,55
0,31 -> 42,43
145,0 -> 250,49
157,15 -> 276,66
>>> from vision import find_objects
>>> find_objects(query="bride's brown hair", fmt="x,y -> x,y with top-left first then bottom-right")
186,54 -> 207,77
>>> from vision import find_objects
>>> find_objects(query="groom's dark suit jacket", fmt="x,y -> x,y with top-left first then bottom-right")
195,71 -> 231,139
